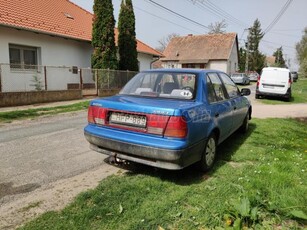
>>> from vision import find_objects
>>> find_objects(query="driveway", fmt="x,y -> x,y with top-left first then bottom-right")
0,112 -> 119,229
245,83 -> 307,118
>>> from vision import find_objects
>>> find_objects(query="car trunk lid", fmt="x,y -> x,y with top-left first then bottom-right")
88,95 -> 196,138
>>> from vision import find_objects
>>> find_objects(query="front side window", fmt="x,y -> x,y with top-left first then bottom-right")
119,72 -> 197,100
219,73 -> 240,98
9,44 -> 38,70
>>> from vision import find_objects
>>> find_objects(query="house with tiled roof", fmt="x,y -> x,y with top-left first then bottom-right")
0,0 -> 162,92
161,33 -> 239,75
266,56 -> 276,67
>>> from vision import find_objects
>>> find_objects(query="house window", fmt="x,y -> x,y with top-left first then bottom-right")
9,44 -> 38,70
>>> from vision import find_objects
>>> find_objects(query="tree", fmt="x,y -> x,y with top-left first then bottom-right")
156,33 -> 180,52
273,46 -> 286,67
296,27 -> 307,78
91,0 -> 118,69
208,20 -> 227,34
238,47 -> 246,72
118,0 -> 138,71
247,19 -> 266,73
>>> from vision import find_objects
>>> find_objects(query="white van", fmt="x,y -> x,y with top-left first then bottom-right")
255,67 -> 292,101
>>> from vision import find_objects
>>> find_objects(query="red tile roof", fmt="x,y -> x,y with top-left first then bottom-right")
161,33 -> 237,61
0,0 -> 162,57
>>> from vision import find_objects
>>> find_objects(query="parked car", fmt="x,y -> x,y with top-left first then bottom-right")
290,71 -> 298,82
84,69 -> 252,171
256,67 -> 292,101
230,73 -> 250,85
248,72 -> 259,82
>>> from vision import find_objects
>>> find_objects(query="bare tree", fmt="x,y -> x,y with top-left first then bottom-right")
156,33 -> 180,52
208,20 -> 227,34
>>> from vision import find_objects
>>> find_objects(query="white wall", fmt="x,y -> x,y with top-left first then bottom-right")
161,61 -> 181,69
0,26 -> 92,67
227,42 -> 239,74
137,52 -> 157,71
0,26 -> 93,92
207,60 -> 228,73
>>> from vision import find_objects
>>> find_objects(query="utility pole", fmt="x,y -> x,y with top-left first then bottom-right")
245,28 -> 251,73
245,40 -> 249,73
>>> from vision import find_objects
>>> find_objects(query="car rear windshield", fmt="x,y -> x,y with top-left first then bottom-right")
231,74 -> 242,77
119,72 -> 197,100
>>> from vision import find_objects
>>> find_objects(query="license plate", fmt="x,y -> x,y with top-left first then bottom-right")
109,112 -> 146,128
263,85 -> 274,88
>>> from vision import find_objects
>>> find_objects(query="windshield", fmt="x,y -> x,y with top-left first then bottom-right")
119,71 -> 196,100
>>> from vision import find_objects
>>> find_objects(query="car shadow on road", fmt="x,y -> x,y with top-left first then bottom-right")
105,123 -> 257,186
257,95 -> 294,102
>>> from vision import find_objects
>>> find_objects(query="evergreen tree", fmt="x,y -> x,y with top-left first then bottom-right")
238,47 -> 246,72
247,19 -> 266,72
118,0 -> 138,71
273,47 -> 286,67
296,27 -> 307,78
92,0 -> 118,69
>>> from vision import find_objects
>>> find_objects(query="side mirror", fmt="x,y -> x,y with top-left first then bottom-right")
241,88 -> 251,96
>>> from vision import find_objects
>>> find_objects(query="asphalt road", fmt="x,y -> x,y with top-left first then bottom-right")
0,111 -> 107,200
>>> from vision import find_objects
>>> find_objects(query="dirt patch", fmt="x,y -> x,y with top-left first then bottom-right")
0,182 -> 40,199
294,117 -> 307,124
0,164 -> 119,230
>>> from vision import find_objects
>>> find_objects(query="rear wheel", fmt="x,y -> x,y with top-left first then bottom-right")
239,113 -> 249,134
199,134 -> 217,172
255,94 -> 260,99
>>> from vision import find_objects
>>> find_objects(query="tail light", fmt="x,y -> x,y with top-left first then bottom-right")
146,114 -> 169,135
164,116 -> 188,138
256,76 -> 261,88
88,106 -> 107,125
147,115 -> 188,138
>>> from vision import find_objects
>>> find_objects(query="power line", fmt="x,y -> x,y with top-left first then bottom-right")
264,0 -> 293,35
262,39 -> 296,50
134,6 -> 201,34
145,0 -> 209,30
186,0 -> 248,28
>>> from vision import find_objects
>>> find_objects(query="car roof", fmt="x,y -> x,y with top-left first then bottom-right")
262,67 -> 290,72
142,68 -> 223,74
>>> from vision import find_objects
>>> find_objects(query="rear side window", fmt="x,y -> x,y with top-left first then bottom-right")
206,73 -> 227,102
219,73 -> 240,98
206,76 -> 217,103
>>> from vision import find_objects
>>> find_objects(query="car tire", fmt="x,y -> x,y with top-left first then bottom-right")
199,133 -> 217,172
255,94 -> 260,99
239,113 -> 249,134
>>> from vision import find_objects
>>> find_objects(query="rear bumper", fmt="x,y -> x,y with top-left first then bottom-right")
256,88 -> 291,98
84,131 -> 205,170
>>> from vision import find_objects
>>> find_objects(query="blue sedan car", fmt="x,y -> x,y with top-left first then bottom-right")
84,69 -> 252,171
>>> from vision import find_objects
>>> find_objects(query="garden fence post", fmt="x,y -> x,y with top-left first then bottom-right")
0,64 -> 2,92
79,68 -> 83,90
95,69 -> 98,95
108,68 -> 110,90
44,66 -> 47,91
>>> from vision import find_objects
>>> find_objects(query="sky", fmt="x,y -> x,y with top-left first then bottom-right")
70,0 -> 306,71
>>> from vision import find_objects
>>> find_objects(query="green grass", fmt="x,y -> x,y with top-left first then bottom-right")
0,101 -> 90,123
260,79 -> 307,104
19,118 -> 307,229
